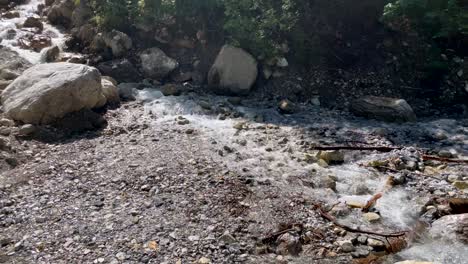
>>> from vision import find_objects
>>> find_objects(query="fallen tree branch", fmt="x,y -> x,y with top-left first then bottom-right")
361,164 -> 442,181
311,146 -> 401,152
422,155 -> 468,164
313,204 -> 408,238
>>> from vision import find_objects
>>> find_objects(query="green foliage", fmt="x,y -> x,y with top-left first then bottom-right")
382,0 -> 468,39
223,0 -> 298,59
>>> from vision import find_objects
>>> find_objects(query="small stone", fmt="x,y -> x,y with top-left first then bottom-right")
367,238 -> 385,249
115,252 -> 126,261
160,84 -> 181,96
278,99 -> 297,114
199,101 -> 212,110
363,212 -> 381,222
338,240 -> 354,253
317,159 -> 329,168
198,257 -> 211,264
276,233 -> 302,256
18,124 -> 37,136
188,235 -> 200,242
346,201 -> 364,209
351,247 -> 370,258
453,181 -> 468,190
357,235 -> 368,245
276,57 -> 289,67
447,174 -> 462,183
0,119 -> 15,127
317,150 -> 344,164
438,150 -> 453,158
219,232 -> 237,244
140,185 -> 151,191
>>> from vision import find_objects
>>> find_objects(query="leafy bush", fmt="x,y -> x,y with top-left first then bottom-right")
382,0 -> 468,40
223,0 -> 298,59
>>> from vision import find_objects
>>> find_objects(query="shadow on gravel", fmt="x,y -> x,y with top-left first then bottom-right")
31,108 -> 111,144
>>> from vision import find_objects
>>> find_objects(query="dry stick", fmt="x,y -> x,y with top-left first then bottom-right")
314,204 -> 408,238
362,164 -> 442,181
310,146 -> 401,152
422,155 -> 468,164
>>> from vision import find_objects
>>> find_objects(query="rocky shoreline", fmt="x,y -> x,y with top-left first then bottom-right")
1,1 -> 468,264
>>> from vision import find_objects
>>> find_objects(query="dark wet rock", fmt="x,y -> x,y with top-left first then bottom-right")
117,83 -> 138,101
47,0 -> 75,28
40,45 -> 60,62
350,96 -> 417,123
23,17 -> 43,31
160,84 -> 181,96
97,59 -> 141,83
278,99 -> 297,114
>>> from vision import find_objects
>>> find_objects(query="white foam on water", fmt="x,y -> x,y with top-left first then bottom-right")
1,0 -> 70,64
398,240 -> 468,264
137,89 -> 468,263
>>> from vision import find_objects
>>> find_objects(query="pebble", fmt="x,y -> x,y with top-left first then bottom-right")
338,240 -> 354,253
18,124 -> 37,136
363,212 -> 381,222
367,238 -> 385,249
198,257 -> 211,264
452,181 -> 468,190
115,252 -> 126,261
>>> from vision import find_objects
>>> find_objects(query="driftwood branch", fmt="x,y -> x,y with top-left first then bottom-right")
313,204 -> 408,238
362,164 -> 442,181
311,146 -> 401,152
422,155 -> 468,164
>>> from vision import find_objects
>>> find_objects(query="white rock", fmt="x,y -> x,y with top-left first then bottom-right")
140,47 -> 178,80
208,45 -> 258,95
1,63 -> 105,124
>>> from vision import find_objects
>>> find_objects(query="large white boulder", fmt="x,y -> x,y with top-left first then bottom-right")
1,63 -> 106,124
140,47 -> 178,80
208,45 -> 258,95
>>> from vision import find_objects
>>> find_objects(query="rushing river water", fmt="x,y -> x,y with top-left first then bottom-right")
0,0 -> 67,63
134,90 -> 468,264
2,1 -> 468,263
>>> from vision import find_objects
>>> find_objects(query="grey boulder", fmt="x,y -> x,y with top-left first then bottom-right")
208,45 -> 258,95
350,96 -> 417,123
1,63 -> 106,124
140,47 -> 178,80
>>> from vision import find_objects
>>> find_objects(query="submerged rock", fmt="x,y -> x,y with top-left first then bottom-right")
1,63 -> 106,124
350,96 -> 417,123
208,45 -> 258,95
429,213 -> 468,244
97,59 -> 141,83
